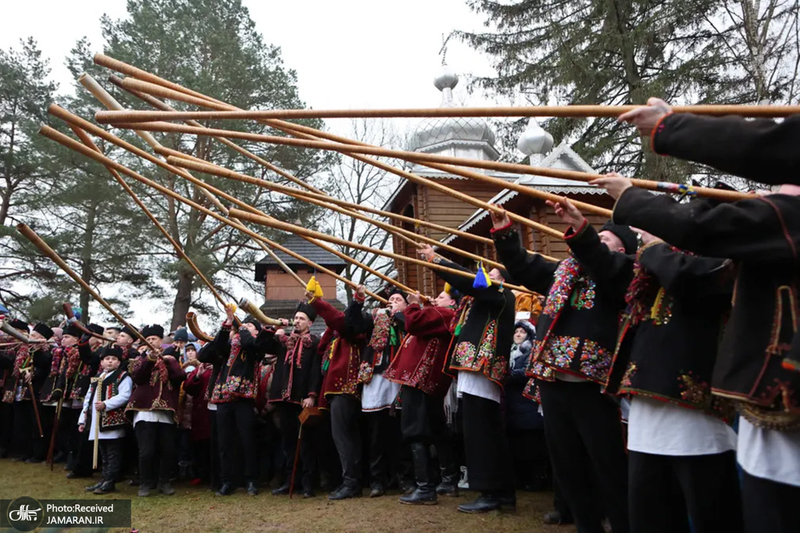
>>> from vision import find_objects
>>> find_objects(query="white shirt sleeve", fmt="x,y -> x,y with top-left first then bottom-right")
103,375 -> 132,412
78,385 -> 93,426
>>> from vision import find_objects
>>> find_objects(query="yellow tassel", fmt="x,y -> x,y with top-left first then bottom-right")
306,276 -> 317,293
444,282 -> 453,295
650,288 -> 665,320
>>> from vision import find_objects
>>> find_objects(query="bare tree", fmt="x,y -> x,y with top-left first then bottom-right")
324,119 -> 400,304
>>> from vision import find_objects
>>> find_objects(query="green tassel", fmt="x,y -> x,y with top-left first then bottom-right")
322,358 -> 329,373
455,323 -> 463,336
389,326 -> 398,346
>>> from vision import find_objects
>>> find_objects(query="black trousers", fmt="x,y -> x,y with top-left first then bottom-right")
538,379 -> 629,533
742,471 -> 800,533
461,392 -> 514,493
37,405 -> 56,461
507,427 -> 550,489
208,410 -> 221,489
401,386 -> 456,480
11,401 -> 36,459
276,402 -> 317,490
364,408 -> 406,489
217,400 -> 257,484
99,439 -> 123,483
329,394 -> 362,488
0,401 -> 13,454
62,407 -> 92,475
134,421 -> 177,487
629,450 -> 743,533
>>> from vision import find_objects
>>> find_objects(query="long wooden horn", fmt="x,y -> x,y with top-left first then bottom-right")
228,209 -> 535,295
95,103 -> 800,121
109,76 -> 512,252
48,106 -> 405,300
62,302 -> 117,342
17,224 -> 157,350
168,154 -> 558,266
114,114 -> 611,221
77,74 -> 307,290
65,119 -> 242,329
96,71 -> 572,236
185,312 -> 213,343
38,125 -> 390,306
0,322 -> 35,343
239,298 -> 285,327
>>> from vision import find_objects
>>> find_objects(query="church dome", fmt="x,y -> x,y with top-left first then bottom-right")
517,118 -> 554,156
408,65 -> 497,152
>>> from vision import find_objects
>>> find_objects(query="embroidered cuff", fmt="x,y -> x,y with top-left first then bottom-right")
222,320 -> 232,330
490,219 -> 515,238
564,219 -> 589,241
354,292 -> 366,304
650,112 -> 672,155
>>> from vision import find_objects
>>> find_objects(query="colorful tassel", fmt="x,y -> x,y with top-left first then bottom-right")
473,263 -> 491,289
444,282 -> 453,295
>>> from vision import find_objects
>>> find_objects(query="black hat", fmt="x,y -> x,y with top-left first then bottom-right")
9,318 -> 28,332
600,221 -> 638,255
105,326 -> 120,335
63,323 -> 82,338
242,316 -> 262,332
295,301 -> 317,322
141,324 -> 165,339
173,327 -> 189,342
120,325 -> 138,339
33,323 -> 54,340
387,287 -> 408,302
87,323 -> 104,336
104,346 -> 124,360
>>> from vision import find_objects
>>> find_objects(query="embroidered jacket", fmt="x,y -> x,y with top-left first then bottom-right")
0,343 -> 45,403
265,330 -> 321,404
311,298 -> 367,402
606,242 -> 735,418
125,353 -> 186,423
202,323 -> 269,404
614,187 -> 800,420
433,257 -> 515,386
346,300 -> 406,384
40,345 -> 74,403
81,368 -> 131,431
493,224 -> 633,386
384,304 -> 455,397
183,363 -> 213,441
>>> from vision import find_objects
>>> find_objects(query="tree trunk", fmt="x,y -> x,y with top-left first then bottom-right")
171,261 -> 194,331
79,197 -> 99,324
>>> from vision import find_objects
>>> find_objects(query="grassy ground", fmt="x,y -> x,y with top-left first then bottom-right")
0,459 -> 576,532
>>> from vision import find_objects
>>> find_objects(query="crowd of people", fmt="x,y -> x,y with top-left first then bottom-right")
0,100 -> 798,533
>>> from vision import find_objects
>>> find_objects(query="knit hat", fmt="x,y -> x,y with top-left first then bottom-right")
173,327 -> 189,342
600,221 -> 638,255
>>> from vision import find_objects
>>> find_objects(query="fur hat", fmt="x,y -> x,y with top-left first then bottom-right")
141,324 -> 165,339
295,301 -> 317,322
87,323 -> 104,336
33,323 -> 54,340
62,323 -> 82,338
600,221 -> 638,255
9,318 -> 28,332
242,316 -> 262,332
104,346 -> 124,360
120,325 -> 138,340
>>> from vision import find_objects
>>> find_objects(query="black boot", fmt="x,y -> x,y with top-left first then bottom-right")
93,480 -> 116,494
435,461 -> 459,496
327,484 -> 362,500
399,443 -> 437,505
458,492 -> 501,513
84,480 -> 103,492
271,482 -> 291,495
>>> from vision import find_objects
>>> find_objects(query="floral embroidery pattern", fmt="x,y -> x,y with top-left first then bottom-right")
453,342 -> 477,368
211,374 -> 257,403
620,362 -> 638,388
357,361 -> 374,384
476,320 -> 497,365
368,311 -> 392,352
571,279 -> 596,310
543,257 -> 584,318
579,340 -> 610,381
678,371 -> 710,405
542,336 -> 580,369
522,378 -> 541,403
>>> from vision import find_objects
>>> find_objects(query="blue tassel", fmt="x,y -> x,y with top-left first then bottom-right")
473,263 -> 490,289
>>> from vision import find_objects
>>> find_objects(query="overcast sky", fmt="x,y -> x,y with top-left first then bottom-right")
2,0 -> 506,327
